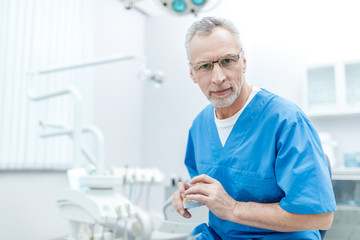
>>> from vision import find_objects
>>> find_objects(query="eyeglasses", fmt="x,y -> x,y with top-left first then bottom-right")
190,52 -> 242,74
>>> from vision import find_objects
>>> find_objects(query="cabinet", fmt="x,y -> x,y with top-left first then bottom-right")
332,168 -> 360,181
305,60 -> 360,179
305,60 -> 360,114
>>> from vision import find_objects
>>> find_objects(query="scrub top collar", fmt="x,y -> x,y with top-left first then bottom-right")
208,89 -> 273,159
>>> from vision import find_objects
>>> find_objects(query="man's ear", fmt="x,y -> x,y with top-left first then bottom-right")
190,69 -> 197,83
242,54 -> 247,73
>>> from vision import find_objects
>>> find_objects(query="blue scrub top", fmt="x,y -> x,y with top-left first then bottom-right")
185,89 -> 336,240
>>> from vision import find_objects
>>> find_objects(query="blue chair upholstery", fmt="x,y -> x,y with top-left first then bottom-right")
319,155 -> 332,239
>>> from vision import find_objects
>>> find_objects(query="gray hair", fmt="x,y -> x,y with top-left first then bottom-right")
185,16 -> 243,60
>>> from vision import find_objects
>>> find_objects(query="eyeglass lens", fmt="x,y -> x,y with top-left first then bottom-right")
193,54 -> 240,73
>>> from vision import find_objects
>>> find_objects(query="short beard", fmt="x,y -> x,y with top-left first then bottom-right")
209,90 -> 239,108
209,78 -> 244,108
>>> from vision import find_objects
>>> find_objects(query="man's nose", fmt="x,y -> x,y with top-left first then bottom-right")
211,63 -> 226,84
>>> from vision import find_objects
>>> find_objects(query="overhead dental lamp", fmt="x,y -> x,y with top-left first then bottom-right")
157,0 -> 208,15
123,0 -> 210,16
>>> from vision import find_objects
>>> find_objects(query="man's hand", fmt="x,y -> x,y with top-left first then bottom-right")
171,181 -> 192,218
184,174 -> 237,220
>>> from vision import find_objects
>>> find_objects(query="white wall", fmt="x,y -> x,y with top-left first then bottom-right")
142,15 -> 206,181
92,0 -> 145,168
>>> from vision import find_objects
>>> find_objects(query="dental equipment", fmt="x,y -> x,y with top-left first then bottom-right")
27,53 -> 204,240
182,198 -> 205,210
28,53 -> 165,87
122,0 -> 211,16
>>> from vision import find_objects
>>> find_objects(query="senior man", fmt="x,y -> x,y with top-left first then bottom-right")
171,16 -> 336,240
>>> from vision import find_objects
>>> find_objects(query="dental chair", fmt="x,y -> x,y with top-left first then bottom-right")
154,197 -> 209,240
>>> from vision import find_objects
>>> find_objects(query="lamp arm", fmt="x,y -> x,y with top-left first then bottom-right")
28,53 -> 146,75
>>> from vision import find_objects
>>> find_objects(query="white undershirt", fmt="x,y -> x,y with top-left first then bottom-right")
214,86 -> 261,146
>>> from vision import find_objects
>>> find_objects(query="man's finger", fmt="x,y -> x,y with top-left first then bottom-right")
190,174 -> 215,184
178,181 -> 191,198
172,184 -> 193,219
184,184 -> 209,197
184,194 -> 207,205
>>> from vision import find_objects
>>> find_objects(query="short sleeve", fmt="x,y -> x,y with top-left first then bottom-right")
184,130 -> 199,178
275,118 -> 337,214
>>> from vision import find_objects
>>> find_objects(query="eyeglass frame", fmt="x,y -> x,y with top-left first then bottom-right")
189,51 -> 243,74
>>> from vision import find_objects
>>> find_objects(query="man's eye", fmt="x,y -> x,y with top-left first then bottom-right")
200,63 -> 211,69
222,58 -> 233,64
